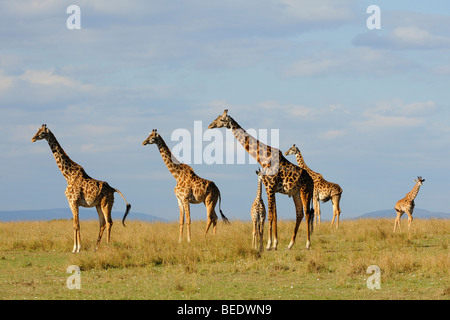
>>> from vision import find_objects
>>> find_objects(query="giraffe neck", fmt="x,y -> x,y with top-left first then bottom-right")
155,136 -> 182,179
229,117 -> 276,167
294,151 -> 317,178
46,131 -> 79,181
256,177 -> 263,199
407,183 -> 421,201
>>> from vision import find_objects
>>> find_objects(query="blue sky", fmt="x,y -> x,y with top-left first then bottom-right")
1,1 -> 449,222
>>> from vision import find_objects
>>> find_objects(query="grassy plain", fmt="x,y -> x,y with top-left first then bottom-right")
0,218 -> 448,300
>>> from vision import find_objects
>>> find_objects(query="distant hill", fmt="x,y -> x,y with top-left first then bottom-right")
0,208 -> 167,222
355,208 -> 450,220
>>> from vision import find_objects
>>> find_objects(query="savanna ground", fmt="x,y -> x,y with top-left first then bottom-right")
0,218 -> 448,300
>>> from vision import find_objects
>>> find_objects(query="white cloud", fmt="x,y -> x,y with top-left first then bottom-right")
371,99 -> 438,117
0,71 -> 13,92
400,101 -> 438,116
353,11 -> 450,51
285,57 -> 339,77
0,0 -> 62,17
355,113 -> 423,130
20,69 -> 90,88
0,0 -> 361,76
258,100 -> 313,117
280,0 -> 357,23
353,99 -> 438,131
284,47 -> 415,77
319,129 -> 347,140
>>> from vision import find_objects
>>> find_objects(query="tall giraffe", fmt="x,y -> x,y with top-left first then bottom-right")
250,168 -> 266,252
31,124 -> 131,253
285,144 -> 343,228
208,110 -> 315,250
394,176 -> 425,232
143,129 -> 229,242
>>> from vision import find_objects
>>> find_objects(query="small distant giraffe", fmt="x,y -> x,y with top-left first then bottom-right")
285,144 -> 343,228
143,129 -> 230,242
394,176 -> 425,232
31,124 -> 131,253
250,168 -> 266,252
208,109 -> 314,250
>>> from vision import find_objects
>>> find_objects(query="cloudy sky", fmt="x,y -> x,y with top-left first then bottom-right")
1,1 -> 449,222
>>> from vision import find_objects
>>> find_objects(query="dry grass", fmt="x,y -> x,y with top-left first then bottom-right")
0,218 -> 448,299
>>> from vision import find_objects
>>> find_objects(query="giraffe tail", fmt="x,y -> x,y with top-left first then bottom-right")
218,191 -> 230,225
115,188 -> 131,227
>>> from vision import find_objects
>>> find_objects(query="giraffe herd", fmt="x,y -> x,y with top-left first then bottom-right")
31,110 -> 425,253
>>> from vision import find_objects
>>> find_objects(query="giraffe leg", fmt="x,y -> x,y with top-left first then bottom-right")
69,203 -> 81,253
211,210 -> 218,235
204,206 -> 216,236
406,211 -> 413,231
313,196 -> 322,226
331,194 -> 342,229
288,192 -> 304,249
313,195 -> 320,227
204,192 -> 218,236
95,205 -> 106,251
102,198 -> 114,245
177,197 -> 185,243
252,219 -> 257,250
258,216 -> 265,253
183,199 -> 191,243
394,210 -> 403,232
209,210 -> 218,236
302,191 -> 313,249
266,191 -> 277,250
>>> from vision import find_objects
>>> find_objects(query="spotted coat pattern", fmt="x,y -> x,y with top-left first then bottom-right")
285,144 -> 343,228
251,169 -> 266,252
394,177 -> 425,232
143,129 -> 229,243
32,124 -> 131,253
208,110 -> 315,250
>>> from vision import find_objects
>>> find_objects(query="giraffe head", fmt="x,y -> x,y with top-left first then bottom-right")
31,124 -> 50,142
414,176 -> 425,185
284,144 -> 299,156
142,129 -> 160,146
208,109 -> 232,129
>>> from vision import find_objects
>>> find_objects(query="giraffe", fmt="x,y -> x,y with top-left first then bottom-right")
31,124 -> 131,253
285,144 -> 343,228
394,176 -> 425,232
142,129 -> 230,242
250,168 -> 266,252
208,109 -> 315,250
